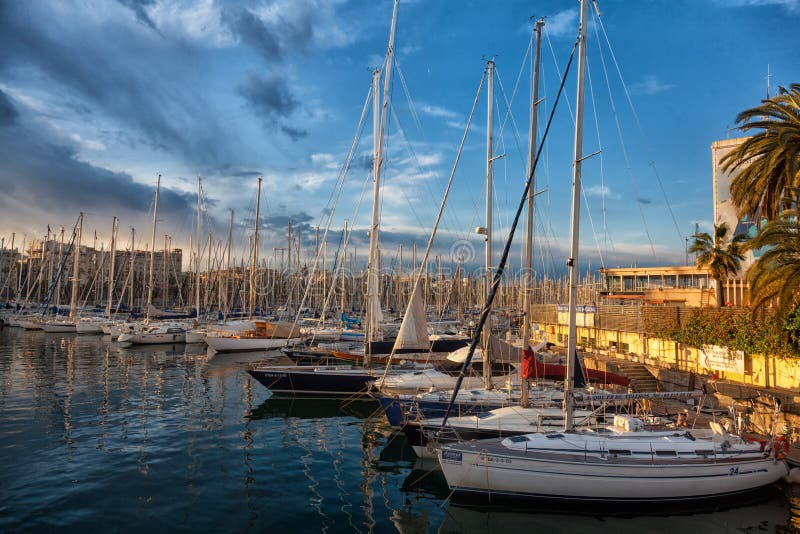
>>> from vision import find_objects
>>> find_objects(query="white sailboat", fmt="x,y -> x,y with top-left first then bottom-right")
119,175 -> 188,346
42,213 -> 83,333
437,0 -> 788,502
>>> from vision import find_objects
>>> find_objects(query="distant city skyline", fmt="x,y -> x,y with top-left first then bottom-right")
1,0 -> 798,274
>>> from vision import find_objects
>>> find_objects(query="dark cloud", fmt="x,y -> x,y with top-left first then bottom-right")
0,2 -> 231,167
0,117 -> 197,225
224,9 -> 283,61
238,74 -> 307,140
637,197 -> 652,205
0,90 -> 18,126
115,0 -> 158,31
222,6 -> 314,63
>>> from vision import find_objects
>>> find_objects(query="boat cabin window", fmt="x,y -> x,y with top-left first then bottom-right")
507,435 -> 529,443
655,450 -> 677,456
608,449 -> 631,456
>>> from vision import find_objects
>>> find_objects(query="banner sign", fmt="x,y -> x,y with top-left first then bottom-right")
701,344 -> 744,374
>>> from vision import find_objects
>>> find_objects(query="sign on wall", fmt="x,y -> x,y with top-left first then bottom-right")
701,344 -> 744,374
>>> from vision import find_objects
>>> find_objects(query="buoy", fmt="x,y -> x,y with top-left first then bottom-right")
784,467 -> 800,484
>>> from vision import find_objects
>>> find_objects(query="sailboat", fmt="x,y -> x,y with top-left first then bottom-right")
437,0 -> 788,502
119,175 -> 188,346
41,213 -> 84,333
248,0 -> 425,396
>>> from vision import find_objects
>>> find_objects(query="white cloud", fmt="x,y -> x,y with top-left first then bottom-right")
70,133 -> 107,151
545,8 -> 579,38
712,0 -> 800,12
311,152 -> 340,170
149,0 -> 235,47
584,184 -> 617,198
629,75 -> 676,96
419,104 -> 460,120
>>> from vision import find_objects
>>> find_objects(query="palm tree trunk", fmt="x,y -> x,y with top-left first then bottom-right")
715,277 -> 723,308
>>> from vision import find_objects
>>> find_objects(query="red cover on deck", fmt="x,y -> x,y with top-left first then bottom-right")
520,349 -> 630,387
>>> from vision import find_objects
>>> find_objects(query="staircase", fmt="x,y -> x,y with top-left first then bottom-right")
610,360 -> 660,393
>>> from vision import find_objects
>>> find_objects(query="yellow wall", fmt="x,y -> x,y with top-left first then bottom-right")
539,322 -> 800,390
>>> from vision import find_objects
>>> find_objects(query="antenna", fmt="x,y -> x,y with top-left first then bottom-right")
766,64 -> 772,99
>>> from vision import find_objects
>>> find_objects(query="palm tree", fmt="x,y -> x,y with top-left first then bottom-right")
745,217 -> 800,321
689,223 -> 748,307
720,83 -> 800,224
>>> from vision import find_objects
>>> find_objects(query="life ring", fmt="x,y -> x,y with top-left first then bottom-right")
772,435 -> 791,460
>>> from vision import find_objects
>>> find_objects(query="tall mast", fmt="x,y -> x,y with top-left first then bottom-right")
146,174 -> 161,322
106,216 -> 118,317
196,176 -> 202,318
341,220 -> 347,318
225,209 -> 234,320
128,227 -> 135,312
367,67 -> 382,358
564,0 -> 589,430
69,213 -> 83,320
250,176 -> 262,319
483,59 -> 495,390
521,18 -> 544,406
366,0 -> 399,362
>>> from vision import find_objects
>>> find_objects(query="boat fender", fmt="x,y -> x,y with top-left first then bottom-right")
772,435 -> 791,460
785,467 -> 800,484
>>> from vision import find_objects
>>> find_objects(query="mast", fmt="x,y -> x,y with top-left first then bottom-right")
521,18 -> 544,406
106,216 -> 118,317
128,228 -> 135,312
366,0 -> 399,363
145,174 -> 160,322
483,58 -> 495,390
366,67 -> 382,360
69,213 -> 83,321
564,0 -> 589,430
196,176 -> 202,318
225,209 -> 234,321
250,176 -> 262,319
341,220 -> 347,318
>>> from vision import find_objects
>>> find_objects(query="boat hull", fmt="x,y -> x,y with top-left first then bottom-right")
41,322 -> 77,333
248,366 -> 382,396
118,331 -> 186,346
206,336 -> 303,353
438,442 -> 788,502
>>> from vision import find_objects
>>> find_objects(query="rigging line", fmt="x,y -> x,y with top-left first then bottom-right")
378,68 -> 486,382
595,13 -> 684,249
545,28 -> 575,124
263,84 -> 371,321
393,60 -> 465,237
586,48 -> 613,260
581,59 -> 606,270
591,18 -> 656,259
493,68 -> 529,237
440,35 -> 579,430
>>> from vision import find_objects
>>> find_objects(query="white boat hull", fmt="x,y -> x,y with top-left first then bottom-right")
185,330 -> 206,344
19,320 -> 42,330
119,331 -> 186,346
41,322 -> 77,333
439,442 -> 788,501
206,336 -> 303,353
76,322 -> 105,334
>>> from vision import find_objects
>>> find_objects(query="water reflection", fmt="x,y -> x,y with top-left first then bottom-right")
0,327 -> 797,533
439,492 -> 793,533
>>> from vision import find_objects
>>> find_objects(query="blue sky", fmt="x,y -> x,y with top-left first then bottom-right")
1,0 -> 798,277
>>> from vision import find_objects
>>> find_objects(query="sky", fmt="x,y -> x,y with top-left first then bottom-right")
1,0 -> 798,279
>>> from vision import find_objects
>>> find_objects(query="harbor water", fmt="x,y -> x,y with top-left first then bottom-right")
1,327 -> 799,533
